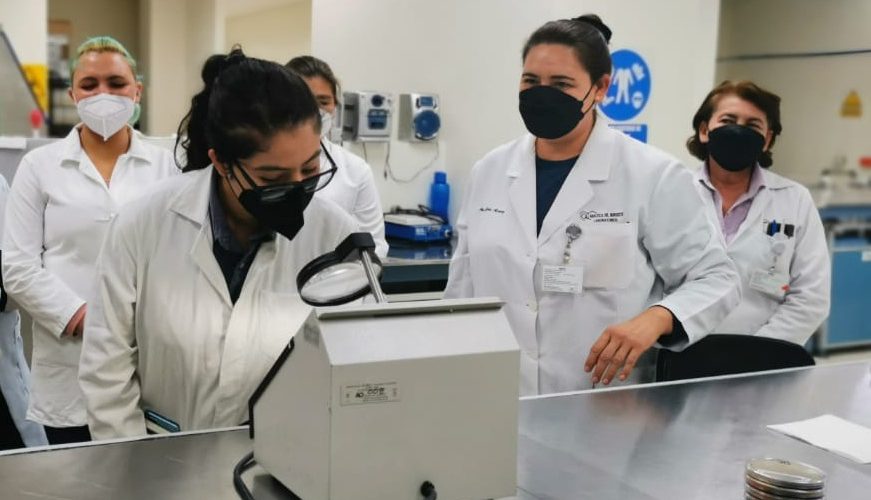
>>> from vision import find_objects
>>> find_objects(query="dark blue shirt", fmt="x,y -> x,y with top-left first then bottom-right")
536,155 -> 578,235
208,174 -> 274,304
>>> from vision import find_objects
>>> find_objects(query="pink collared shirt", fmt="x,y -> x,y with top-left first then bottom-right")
698,164 -> 766,244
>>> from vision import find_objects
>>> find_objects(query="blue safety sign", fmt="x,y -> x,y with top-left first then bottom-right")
600,49 -> 651,122
609,123 -> 648,143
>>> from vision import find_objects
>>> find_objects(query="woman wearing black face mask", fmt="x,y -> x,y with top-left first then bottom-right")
445,15 -> 740,396
78,48 -> 357,439
687,81 -> 830,345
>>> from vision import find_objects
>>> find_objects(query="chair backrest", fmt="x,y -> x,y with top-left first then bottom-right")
656,334 -> 815,382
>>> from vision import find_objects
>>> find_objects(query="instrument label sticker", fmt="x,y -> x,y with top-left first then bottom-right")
341,382 -> 401,406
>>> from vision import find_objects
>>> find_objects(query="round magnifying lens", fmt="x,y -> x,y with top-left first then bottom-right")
300,261 -> 381,305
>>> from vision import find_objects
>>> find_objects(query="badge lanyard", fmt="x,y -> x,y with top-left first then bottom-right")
764,219 -> 792,274
769,238 -> 786,274
541,224 -> 584,295
750,221 -> 791,299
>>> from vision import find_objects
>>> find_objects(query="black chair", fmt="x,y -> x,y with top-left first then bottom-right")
0,391 -> 25,451
656,334 -> 815,382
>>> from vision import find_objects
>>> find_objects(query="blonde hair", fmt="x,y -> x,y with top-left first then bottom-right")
69,36 -> 138,80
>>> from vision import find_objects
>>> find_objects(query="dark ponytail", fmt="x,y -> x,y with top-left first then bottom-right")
522,14 -> 613,83
175,46 -> 321,172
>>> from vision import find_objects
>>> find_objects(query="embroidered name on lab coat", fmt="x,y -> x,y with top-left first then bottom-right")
578,210 -> 626,223
478,207 -> 506,214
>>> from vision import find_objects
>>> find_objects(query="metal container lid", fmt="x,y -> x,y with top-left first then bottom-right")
746,458 -> 826,491
746,475 -> 825,499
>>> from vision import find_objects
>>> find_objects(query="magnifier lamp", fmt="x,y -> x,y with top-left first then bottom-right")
296,232 -> 386,306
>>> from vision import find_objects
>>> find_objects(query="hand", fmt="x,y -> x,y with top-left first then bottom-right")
584,306 -> 673,385
63,304 -> 87,338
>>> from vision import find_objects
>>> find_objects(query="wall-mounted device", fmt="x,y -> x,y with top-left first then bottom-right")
398,93 -> 441,142
341,91 -> 393,142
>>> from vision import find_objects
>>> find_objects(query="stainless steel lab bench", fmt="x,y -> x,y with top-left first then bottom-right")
1,362 -> 869,499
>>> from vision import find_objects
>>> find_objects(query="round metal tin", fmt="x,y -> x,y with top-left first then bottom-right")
746,458 -> 826,491
746,475 -> 824,498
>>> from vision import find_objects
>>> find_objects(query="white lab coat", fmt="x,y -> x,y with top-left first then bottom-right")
444,118 -> 741,395
694,164 -> 831,344
78,167 -> 357,439
318,140 -> 388,257
2,126 -> 179,427
0,176 -> 48,446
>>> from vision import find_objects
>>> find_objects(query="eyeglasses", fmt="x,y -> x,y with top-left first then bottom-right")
232,141 -> 338,194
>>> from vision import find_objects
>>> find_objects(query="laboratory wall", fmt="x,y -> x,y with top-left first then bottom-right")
140,0 -> 311,137
139,0 -> 224,137
312,0 -> 721,220
48,0 -> 140,60
0,0 -> 47,63
225,1 -> 311,63
717,0 -> 871,186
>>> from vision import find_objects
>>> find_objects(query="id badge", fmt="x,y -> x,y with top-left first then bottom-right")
749,269 -> 790,300
542,265 -> 584,294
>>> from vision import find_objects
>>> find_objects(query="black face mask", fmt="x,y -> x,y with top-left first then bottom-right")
519,84 -> 594,140
229,145 -> 337,241
707,124 -> 765,172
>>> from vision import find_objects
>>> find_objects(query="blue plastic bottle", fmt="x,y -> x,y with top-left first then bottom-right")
429,171 -> 450,223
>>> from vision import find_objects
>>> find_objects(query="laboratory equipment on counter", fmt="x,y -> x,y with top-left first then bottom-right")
398,93 -> 440,142
294,232 -> 386,305
241,232 -> 520,500
808,159 -> 871,353
384,213 -> 453,242
341,91 -> 392,142
815,203 -> 871,353
384,205 -> 453,242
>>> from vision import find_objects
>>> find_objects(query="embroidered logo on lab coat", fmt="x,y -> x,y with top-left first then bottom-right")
578,210 -> 626,223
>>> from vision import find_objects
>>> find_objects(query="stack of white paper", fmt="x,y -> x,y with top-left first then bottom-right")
768,414 -> 871,464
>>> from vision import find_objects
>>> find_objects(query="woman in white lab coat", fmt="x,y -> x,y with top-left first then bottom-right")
286,56 -> 388,257
0,175 -> 48,449
2,37 -> 178,444
79,49 -> 356,439
444,15 -> 741,396
687,81 -> 830,344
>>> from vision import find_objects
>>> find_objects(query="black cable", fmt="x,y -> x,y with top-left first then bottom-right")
386,204 -> 446,225
233,451 -> 257,500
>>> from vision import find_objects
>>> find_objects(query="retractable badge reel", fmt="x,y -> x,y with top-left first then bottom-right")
750,232 -> 790,300
541,224 -> 584,294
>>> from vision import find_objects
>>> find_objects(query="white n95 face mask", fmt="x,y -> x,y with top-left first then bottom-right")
319,108 -> 334,140
76,93 -> 136,141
